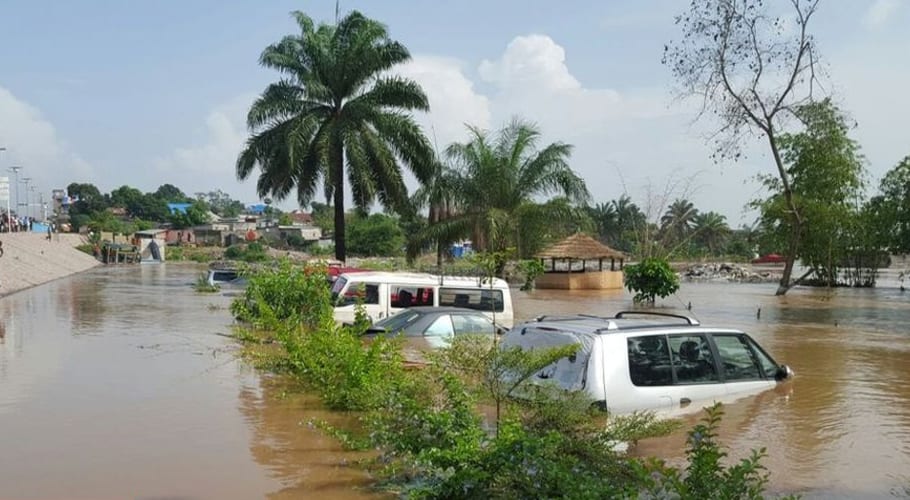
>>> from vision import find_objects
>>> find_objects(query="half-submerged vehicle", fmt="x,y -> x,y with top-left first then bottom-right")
501,311 -> 793,415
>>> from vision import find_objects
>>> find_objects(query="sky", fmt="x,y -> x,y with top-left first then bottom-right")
0,0 -> 907,226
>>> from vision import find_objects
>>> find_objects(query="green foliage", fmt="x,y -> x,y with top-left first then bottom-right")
641,403 -> 796,500
875,156 -> 910,254
153,183 -> 189,202
194,273 -> 220,293
231,261 -> 332,331
346,213 -> 405,257
409,119 -> 590,261
588,195 -> 647,254
624,257 -> 680,305
752,99 -> 868,286
516,259 -> 546,291
168,200 -> 209,229
224,242 -> 268,262
196,189 -> 244,217
236,10 -> 435,262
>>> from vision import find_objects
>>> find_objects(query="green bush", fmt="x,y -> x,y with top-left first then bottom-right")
224,243 -> 269,263
623,257 -> 680,305
517,259 -> 546,290
231,261 -> 332,331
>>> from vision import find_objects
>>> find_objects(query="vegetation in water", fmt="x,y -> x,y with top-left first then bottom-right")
193,273 -> 220,293
232,263 -> 789,499
624,257 -> 680,305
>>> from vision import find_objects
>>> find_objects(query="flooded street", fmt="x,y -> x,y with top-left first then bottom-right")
1,265 -> 909,498
0,265 -> 374,500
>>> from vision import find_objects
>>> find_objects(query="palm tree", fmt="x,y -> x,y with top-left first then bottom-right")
411,157 -> 459,267
692,211 -> 731,255
588,202 -> 619,245
411,118 -> 590,260
236,11 -> 435,262
660,198 -> 698,245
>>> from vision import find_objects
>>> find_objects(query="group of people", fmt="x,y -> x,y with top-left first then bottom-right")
0,213 -> 36,233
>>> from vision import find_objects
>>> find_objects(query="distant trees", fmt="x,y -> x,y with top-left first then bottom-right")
408,119 -> 590,260
61,182 -> 246,234
347,213 -> 405,257
874,156 -> 910,254
195,190 -> 245,218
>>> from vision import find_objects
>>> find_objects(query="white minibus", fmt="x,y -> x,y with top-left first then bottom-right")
330,271 -> 514,328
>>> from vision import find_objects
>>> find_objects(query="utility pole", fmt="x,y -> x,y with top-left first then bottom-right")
8,166 -> 22,223
21,177 -> 31,220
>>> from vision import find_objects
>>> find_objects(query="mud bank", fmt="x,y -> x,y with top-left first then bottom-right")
0,232 -> 101,297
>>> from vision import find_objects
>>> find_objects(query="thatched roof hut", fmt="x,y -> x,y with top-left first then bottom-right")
537,233 -> 624,261
534,234 -> 625,289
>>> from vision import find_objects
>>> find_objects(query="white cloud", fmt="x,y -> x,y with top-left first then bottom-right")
863,0 -> 901,28
472,34 -> 740,219
0,86 -> 94,207
479,35 -> 582,92
153,93 -> 261,205
395,55 -> 492,149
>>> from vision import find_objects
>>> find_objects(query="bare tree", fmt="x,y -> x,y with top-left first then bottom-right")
664,0 -> 822,295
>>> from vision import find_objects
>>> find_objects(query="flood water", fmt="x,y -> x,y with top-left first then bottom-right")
1,265 -> 909,498
0,265 -> 375,500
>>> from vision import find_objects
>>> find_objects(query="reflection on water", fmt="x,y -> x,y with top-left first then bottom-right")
0,264 -> 376,499
1,265 -> 909,498
518,283 -> 910,498
237,377 -> 379,500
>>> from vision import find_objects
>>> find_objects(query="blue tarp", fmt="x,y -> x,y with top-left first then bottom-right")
167,203 -> 192,215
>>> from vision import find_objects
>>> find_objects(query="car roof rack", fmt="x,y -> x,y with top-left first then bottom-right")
613,310 -> 699,326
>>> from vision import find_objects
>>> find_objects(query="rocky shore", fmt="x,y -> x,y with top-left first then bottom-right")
0,232 -> 101,297
680,262 -> 783,283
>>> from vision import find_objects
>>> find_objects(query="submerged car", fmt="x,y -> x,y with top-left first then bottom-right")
364,306 -> 505,364
365,306 -> 504,344
500,311 -> 792,415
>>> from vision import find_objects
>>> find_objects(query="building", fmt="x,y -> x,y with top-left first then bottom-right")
534,233 -> 626,290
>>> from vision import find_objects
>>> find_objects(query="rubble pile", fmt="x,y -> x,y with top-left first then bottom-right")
682,262 -> 781,283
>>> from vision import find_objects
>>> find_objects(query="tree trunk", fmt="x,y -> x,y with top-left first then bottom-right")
767,130 -> 801,296
332,144 -> 346,263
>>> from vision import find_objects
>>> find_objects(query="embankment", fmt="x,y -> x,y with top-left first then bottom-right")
0,232 -> 101,297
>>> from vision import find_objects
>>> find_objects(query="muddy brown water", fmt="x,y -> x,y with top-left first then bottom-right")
1,265 -> 909,498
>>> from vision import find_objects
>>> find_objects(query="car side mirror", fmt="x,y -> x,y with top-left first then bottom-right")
775,364 -> 794,381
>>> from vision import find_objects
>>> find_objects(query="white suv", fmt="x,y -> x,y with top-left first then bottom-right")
500,311 -> 793,415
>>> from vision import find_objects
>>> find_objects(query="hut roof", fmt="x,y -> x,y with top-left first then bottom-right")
537,233 -> 625,260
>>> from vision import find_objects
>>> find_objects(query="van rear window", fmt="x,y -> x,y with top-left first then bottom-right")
439,287 -> 503,312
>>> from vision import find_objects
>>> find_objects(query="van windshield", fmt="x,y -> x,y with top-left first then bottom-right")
330,277 -> 348,303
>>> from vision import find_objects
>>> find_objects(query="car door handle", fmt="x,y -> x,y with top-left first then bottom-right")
680,397 -> 692,407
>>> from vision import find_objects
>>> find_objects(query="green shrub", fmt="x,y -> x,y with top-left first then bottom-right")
623,257 -> 680,305
224,245 -> 244,260
230,261 -> 332,331
517,259 -> 546,291
193,273 -> 219,293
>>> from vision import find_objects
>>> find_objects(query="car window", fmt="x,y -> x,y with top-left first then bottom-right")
743,336 -> 780,379
712,334 -> 763,381
373,310 -> 421,335
452,314 -> 496,335
628,335 -> 673,386
668,334 -> 719,384
424,316 -> 454,338
336,282 -> 380,306
439,288 -> 504,312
